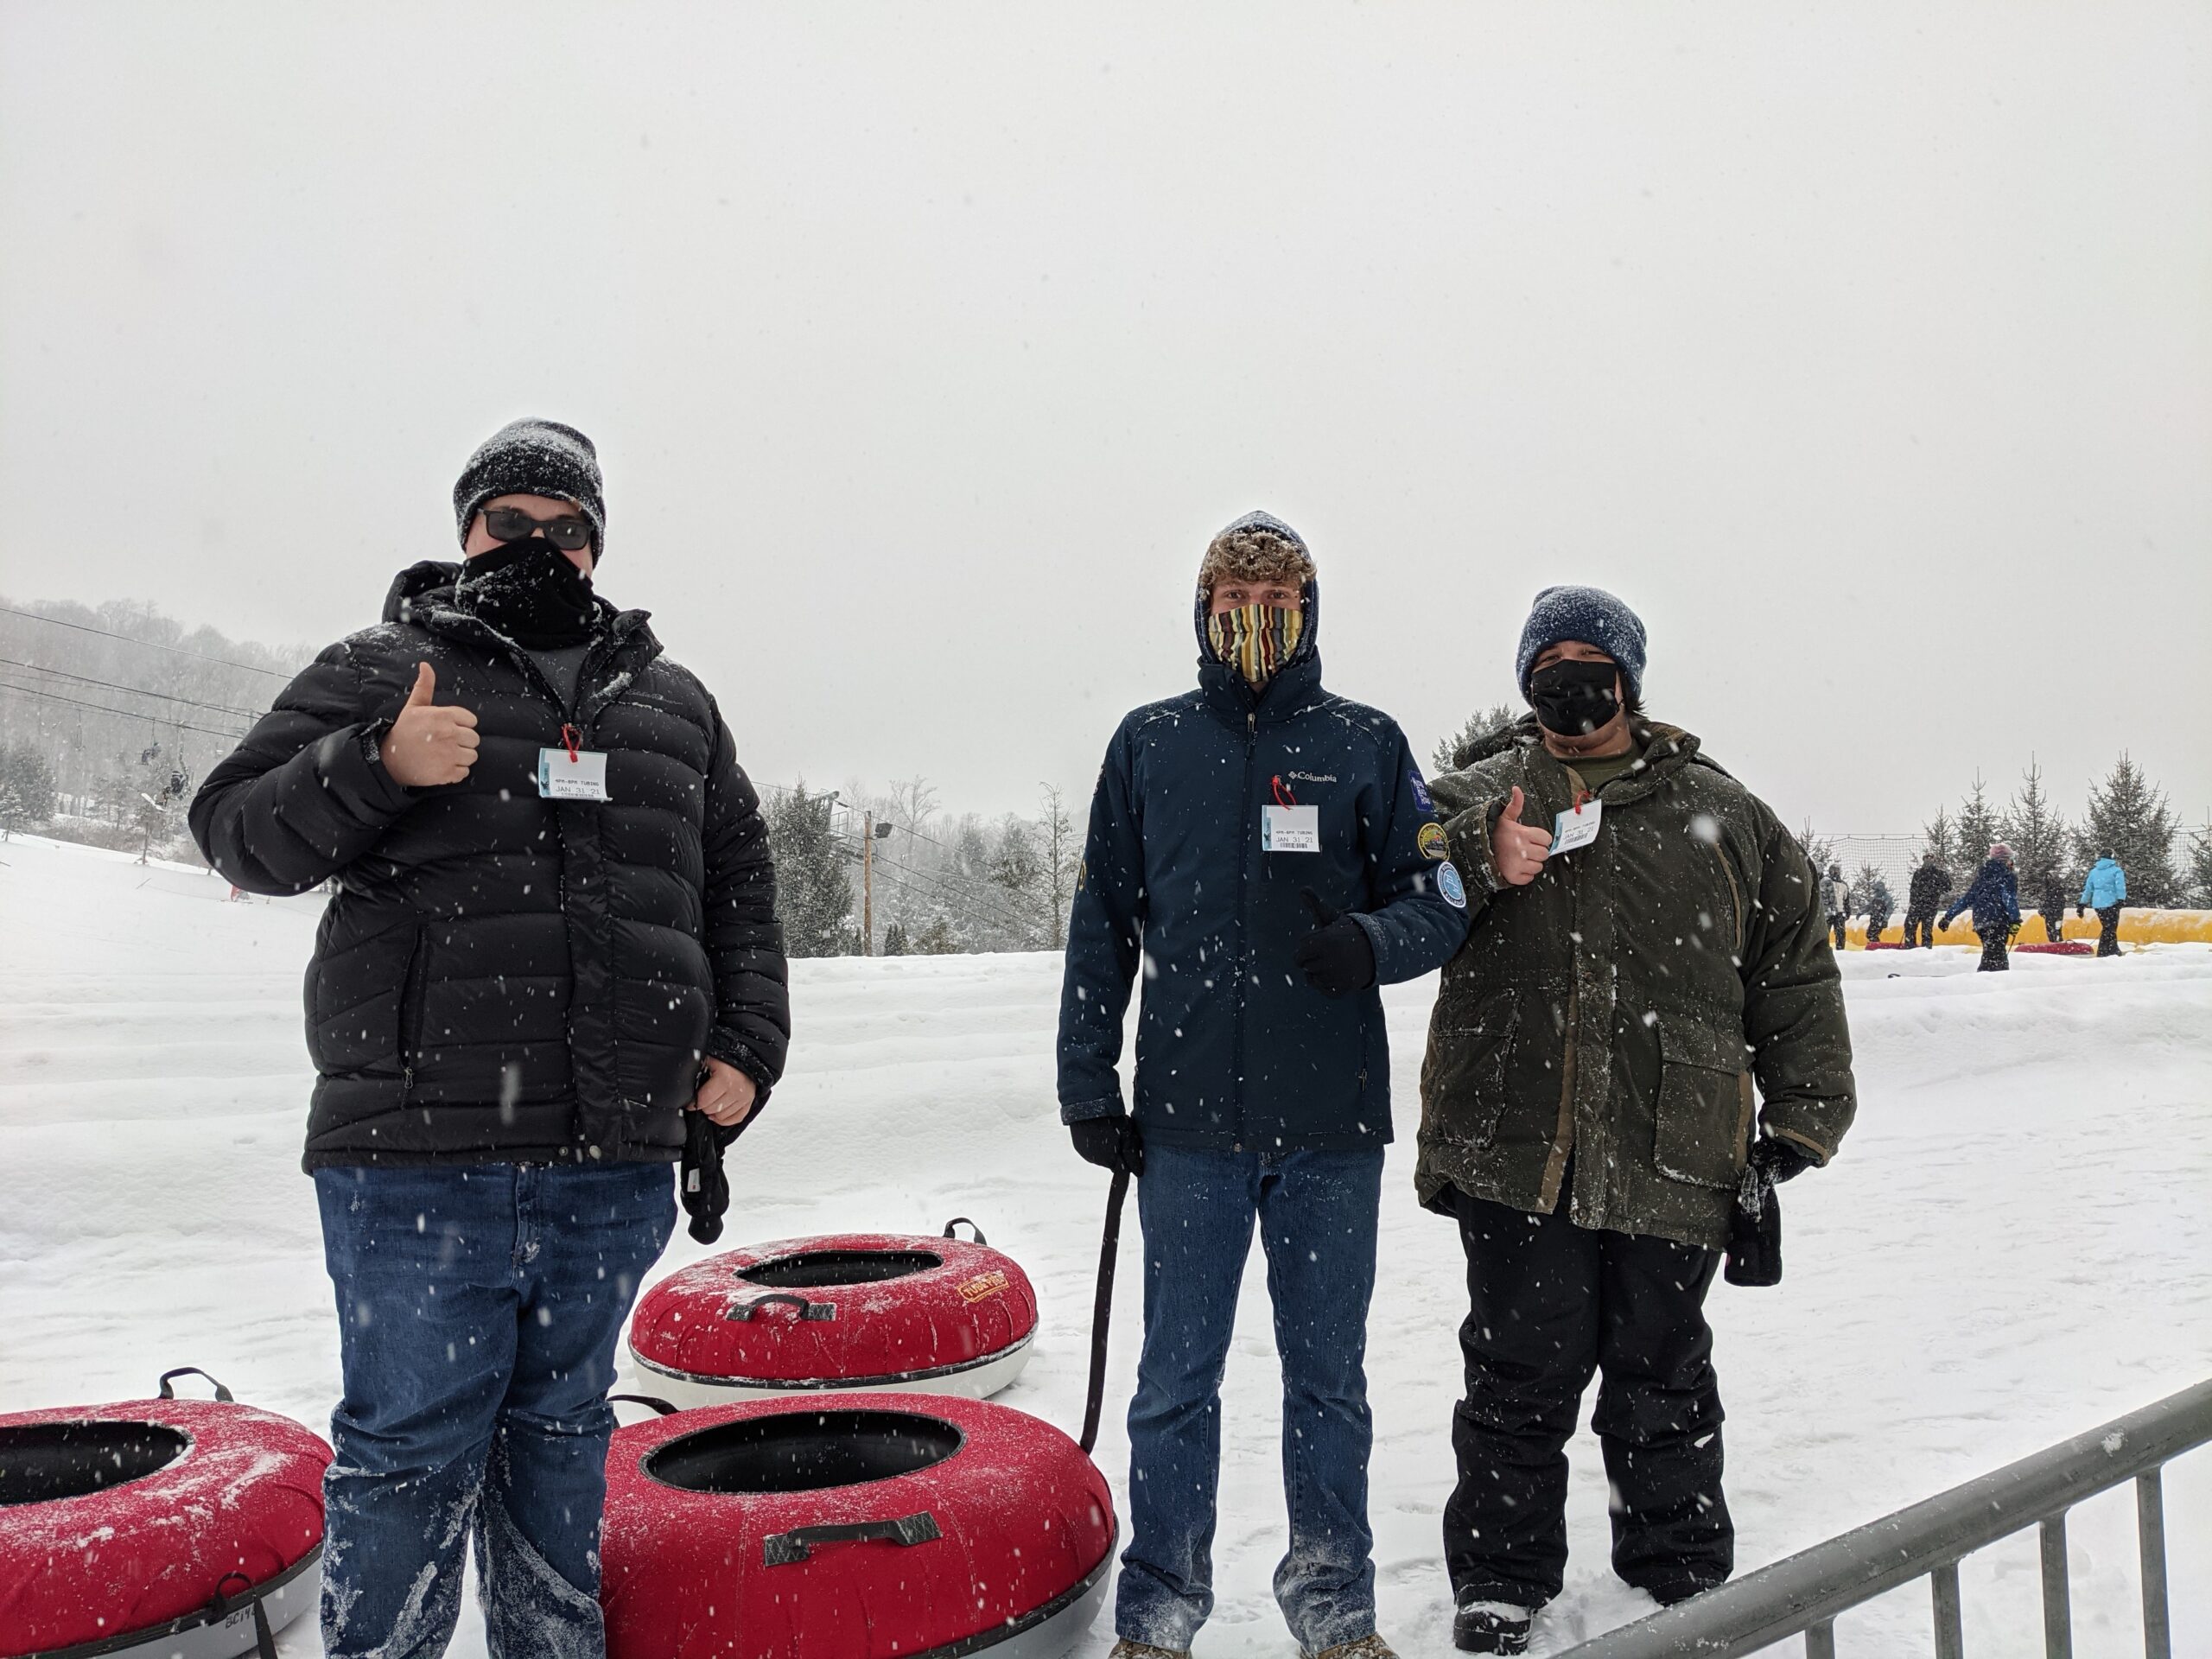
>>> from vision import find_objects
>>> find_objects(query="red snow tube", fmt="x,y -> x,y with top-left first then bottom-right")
0,1369 -> 328,1659
627,1218 -> 1039,1407
2017,941 -> 2094,956
1865,940 -> 1915,950
601,1393 -> 1115,1659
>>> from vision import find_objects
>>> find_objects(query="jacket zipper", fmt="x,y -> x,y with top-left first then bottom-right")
398,927 -> 429,1094
1708,842 -> 1746,958
1233,708 -> 1257,1149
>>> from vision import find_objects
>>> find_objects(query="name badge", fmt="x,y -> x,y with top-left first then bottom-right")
1548,798 -> 1602,857
537,747 -> 611,801
1262,804 -> 1320,853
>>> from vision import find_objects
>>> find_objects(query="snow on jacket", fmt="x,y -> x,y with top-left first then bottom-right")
1417,716 -> 1856,1252
1942,856 -> 2021,931
2080,857 -> 2126,910
1057,579 -> 1468,1152
1908,862 -> 1951,911
1820,873 -> 1851,916
190,560 -> 790,1169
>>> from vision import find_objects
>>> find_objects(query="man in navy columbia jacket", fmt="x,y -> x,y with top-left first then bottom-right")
1058,512 -> 1466,1659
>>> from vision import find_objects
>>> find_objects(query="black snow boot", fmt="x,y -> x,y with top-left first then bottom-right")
1452,1599 -> 1532,1655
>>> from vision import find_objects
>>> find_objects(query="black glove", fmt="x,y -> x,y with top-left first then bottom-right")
681,1108 -> 734,1244
1748,1136 -> 1817,1185
1294,888 -> 1376,997
1070,1114 -> 1144,1178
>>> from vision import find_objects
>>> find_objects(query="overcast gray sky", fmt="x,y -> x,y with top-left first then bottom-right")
3,2 -> 2205,835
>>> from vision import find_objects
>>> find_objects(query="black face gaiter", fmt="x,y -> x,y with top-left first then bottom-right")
1529,658 -> 1621,737
455,540 -> 601,648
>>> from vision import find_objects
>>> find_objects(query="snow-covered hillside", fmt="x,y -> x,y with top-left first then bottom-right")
1,835 -> 2206,1656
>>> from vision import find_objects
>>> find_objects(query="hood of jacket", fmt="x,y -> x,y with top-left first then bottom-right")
1452,712 -> 1713,804
1192,572 -> 1324,726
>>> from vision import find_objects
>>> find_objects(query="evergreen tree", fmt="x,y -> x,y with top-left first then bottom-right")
0,779 -> 24,841
1432,702 -> 1521,774
2002,757 -> 2071,893
764,781 -> 855,957
1955,773 -> 2002,868
1921,807 -> 1958,873
1796,822 -> 1837,880
2077,753 -> 2178,905
1847,861 -> 1891,918
2184,823 -> 2212,910
881,919 -> 909,957
0,747 -> 54,823
1037,785 -> 1077,950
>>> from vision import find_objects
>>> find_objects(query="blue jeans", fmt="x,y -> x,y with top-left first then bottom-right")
1117,1144 -> 1385,1654
314,1161 -> 676,1659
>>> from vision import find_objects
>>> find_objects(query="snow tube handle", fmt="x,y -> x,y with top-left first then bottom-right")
608,1394 -> 679,1417
157,1366 -> 235,1402
729,1293 -> 836,1323
763,1510 -> 943,1567
210,1572 -> 278,1659
941,1216 -> 988,1245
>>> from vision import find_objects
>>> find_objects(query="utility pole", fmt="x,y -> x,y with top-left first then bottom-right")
862,810 -> 875,956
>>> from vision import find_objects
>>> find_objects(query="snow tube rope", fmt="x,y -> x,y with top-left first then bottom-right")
1078,1166 -> 1130,1455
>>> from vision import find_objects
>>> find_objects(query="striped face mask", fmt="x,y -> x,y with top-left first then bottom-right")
1206,602 -> 1305,689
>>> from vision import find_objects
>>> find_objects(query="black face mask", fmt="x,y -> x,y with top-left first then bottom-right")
455,539 -> 601,648
1529,658 -> 1621,737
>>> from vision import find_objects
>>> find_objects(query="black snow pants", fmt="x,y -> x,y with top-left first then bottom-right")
1904,907 -> 1937,948
1443,1186 -> 1732,1611
2043,909 -> 2066,944
1975,922 -> 2012,972
2097,905 -> 2122,957
1828,914 -> 1847,950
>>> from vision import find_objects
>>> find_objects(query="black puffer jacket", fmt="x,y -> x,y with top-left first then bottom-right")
190,562 -> 789,1169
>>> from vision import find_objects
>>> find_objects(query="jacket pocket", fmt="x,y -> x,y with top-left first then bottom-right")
1653,1017 -> 1751,1190
1422,990 -> 1520,1155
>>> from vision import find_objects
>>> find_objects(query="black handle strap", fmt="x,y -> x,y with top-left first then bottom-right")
209,1572 -> 277,1659
763,1510 -> 942,1567
607,1394 -> 678,1417
158,1367 -> 235,1402
728,1292 -> 836,1322
1079,1166 -> 1131,1455
941,1216 -> 988,1245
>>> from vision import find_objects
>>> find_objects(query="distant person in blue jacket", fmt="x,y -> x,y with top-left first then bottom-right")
2079,854 -> 2126,957
1058,511 -> 1468,1659
1942,843 -> 2021,972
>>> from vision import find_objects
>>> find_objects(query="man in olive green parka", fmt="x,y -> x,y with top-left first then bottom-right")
1420,586 -> 1854,1655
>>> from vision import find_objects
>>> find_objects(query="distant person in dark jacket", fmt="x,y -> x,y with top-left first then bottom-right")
191,419 -> 790,1659
1942,844 -> 2021,972
2079,854 -> 2127,957
1058,512 -> 1466,1659
1864,876 -> 1896,944
2038,872 -> 2069,944
1904,852 -> 1950,948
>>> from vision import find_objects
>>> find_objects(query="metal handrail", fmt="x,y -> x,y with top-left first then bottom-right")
1558,1376 -> 2212,1658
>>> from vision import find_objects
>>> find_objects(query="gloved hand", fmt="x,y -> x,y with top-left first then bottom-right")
1070,1114 -> 1144,1178
1748,1135 -> 1818,1185
1294,888 -> 1376,997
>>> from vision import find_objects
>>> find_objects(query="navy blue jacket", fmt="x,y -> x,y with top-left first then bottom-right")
1057,585 -> 1468,1151
1943,856 -> 2021,931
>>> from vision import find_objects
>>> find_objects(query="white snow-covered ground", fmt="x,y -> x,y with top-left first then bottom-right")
2,833 -> 2207,1657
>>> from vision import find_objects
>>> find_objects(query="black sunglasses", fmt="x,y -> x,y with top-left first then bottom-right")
483,505 -> 593,552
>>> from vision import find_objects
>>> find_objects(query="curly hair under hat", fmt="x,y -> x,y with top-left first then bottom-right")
1197,511 -> 1315,600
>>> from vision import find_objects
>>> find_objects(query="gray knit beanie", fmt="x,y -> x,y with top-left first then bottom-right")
1515,585 -> 1647,702
453,419 -> 606,556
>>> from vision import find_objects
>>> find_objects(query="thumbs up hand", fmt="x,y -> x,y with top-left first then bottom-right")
1491,785 -> 1551,887
378,662 -> 481,788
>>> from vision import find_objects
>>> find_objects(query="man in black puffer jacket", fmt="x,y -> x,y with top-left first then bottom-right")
191,418 -> 788,1659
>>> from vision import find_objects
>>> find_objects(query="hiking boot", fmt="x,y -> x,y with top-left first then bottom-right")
1307,1637 -> 1400,1659
1452,1599 -> 1532,1655
1109,1644 -> 1190,1659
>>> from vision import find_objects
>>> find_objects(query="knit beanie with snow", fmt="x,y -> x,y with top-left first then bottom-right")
1197,511 -> 1316,601
453,419 -> 607,556
1515,585 -> 1647,702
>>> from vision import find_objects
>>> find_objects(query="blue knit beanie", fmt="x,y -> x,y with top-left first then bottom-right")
1515,585 -> 1647,702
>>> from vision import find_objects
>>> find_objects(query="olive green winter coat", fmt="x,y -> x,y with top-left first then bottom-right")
1417,717 -> 1855,1251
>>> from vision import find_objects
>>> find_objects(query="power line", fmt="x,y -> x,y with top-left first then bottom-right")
0,679 -> 251,743
0,606 -> 296,679
0,657 -> 266,720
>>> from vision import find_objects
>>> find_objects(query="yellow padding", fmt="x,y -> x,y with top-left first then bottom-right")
1847,909 -> 2212,948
